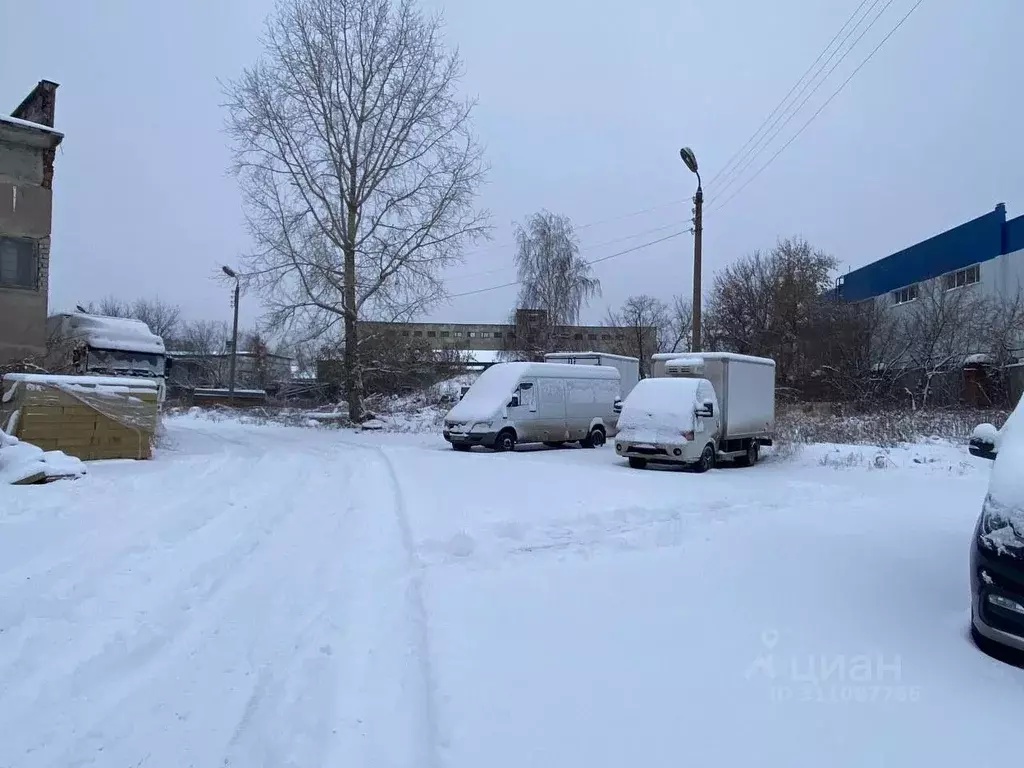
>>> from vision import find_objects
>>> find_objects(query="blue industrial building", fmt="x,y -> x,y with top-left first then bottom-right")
837,203 -> 1024,304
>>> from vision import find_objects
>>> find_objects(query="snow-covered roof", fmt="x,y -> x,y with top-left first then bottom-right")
964,353 -> 995,365
544,351 -> 639,363
54,313 -> 165,355
652,351 -> 776,366
0,113 -> 64,138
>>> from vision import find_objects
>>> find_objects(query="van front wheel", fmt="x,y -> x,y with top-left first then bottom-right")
493,429 -> 517,452
694,443 -> 716,473
581,426 -> 606,449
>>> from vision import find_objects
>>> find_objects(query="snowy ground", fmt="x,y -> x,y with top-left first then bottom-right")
1,416 -> 1022,767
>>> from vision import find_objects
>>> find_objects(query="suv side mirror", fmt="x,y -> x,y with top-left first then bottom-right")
969,423 -> 998,461
696,401 -> 714,418
613,398 -> 622,414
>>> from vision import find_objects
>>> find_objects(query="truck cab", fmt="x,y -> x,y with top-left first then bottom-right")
46,312 -> 171,402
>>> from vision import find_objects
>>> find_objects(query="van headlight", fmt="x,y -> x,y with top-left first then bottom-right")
978,494 -> 1024,556
470,422 -> 492,433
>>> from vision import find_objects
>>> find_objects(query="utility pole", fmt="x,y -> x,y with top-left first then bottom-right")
692,182 -> 703,353
222,266 -> 241,406
679,147 -> 703,352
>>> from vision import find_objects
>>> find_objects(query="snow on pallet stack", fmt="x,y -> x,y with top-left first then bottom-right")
0,373 -> 159,461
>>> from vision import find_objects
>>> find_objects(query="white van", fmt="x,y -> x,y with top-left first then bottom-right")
442,362 -> 620,452
614,376 -> 721,471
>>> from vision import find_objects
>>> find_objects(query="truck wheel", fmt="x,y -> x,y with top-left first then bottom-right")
493,429 -> 516,452
694,443 -> 716,473
735,442 -> 759,467
581,426 -> 606,449
628,457 -> 648,469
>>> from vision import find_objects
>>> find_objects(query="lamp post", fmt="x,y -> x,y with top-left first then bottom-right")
222,265 -> 240,406
679,147 -> 703,352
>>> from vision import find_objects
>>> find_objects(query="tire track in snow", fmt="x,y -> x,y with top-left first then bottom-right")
371,445 -> 443,768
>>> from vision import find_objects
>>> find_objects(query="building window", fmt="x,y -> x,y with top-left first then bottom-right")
468,331 -> 476,338
944,264 -> 980,291
401,330 -> 410,337
0,237 -> 37,289
493,331 -> 502,338
413,330 -> 422,337
615,333 -> 624,341
892,284 -> 918,305
427,331 -> 436,338
440,330 -> 449,338
454,331 -> 463,338
588,333 -> 597,340
574,333 -> 583,341
601,333 -> 611,340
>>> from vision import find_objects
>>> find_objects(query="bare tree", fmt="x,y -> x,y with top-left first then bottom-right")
705,237 -> 837,385
899,280 -> 990,407
80,297 -> 181,341
513,210 -> 600,327
605,295 -> 667,376
225,0 -> 488,422
664,295 -> 693,354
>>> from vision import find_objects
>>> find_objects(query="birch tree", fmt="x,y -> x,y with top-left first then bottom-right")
225,0 -> 488,422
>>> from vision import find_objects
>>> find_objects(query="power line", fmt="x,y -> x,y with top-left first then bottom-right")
706,0 -> 926,215
705,0 -> 875,193
453,196 -> 692,268
447,229 -> 691,300
449,220 -> 683,283
709,0 -> 892,201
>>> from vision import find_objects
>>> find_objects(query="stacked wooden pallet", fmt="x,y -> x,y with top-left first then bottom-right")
1,374 -> 159,461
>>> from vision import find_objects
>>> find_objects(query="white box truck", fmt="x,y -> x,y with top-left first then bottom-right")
543,351 -> 640,397
650,352 -> 775,466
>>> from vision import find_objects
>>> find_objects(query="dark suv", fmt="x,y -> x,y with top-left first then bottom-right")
969,403 -> 1024,660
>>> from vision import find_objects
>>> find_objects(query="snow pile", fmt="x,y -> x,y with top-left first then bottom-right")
617,377 -> 704,444
0,428 -> 86,485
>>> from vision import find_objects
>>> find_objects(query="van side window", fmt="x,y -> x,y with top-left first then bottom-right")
517,381 -> 535,408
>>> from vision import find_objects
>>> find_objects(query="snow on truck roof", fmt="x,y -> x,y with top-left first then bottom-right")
652,352 -> 776,366
544,351 -> 640,363
52,313 -> 165,355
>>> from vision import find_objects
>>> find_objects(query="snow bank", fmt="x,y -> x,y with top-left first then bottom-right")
0,429 -> 85,484
617,377 -> 703,444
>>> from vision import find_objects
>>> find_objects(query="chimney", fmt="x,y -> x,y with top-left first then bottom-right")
12,80 -> 59,128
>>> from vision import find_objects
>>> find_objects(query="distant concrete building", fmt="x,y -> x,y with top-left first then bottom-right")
0,80 -> 62,365
361,308 -> 656,359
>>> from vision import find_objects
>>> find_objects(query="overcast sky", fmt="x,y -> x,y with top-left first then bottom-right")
3,0 -> 1022,333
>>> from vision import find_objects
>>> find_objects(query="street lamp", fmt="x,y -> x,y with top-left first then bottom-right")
680,147 -> 703,352
222,265 -> 240,405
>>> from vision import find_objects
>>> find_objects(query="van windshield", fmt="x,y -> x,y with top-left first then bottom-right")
618,378 -> 702,433
87,347 -> 166,377
445,363 -> 529,422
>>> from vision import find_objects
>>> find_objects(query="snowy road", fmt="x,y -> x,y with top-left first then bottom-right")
1,416 -> 1023,766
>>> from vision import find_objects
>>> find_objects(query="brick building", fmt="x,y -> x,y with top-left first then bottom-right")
0,80 -> 62,364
